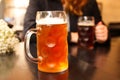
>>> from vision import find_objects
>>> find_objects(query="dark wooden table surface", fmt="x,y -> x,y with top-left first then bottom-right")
0,37 -> 120,80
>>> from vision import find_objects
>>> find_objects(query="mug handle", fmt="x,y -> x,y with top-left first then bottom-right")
24,28 -> 42,63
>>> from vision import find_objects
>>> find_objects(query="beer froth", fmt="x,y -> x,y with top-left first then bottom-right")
36,18 -> 66,25
78,22 -> 94,27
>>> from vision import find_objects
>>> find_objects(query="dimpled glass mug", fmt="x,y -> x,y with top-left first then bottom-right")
25,11 -> 68,73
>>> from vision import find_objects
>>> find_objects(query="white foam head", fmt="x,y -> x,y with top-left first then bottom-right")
36,18 -> 66,25
78,21 -> 95,26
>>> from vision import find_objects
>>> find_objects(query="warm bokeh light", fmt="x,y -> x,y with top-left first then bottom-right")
4,0 -> 29,30
13,0 -> 29,8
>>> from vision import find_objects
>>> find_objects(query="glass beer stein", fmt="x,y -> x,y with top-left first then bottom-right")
25,11 -> 68,73
77,16 -> 95,49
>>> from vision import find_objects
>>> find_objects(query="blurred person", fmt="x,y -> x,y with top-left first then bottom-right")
23,0 -> 110,44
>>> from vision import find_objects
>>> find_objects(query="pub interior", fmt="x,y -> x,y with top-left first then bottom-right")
0,0 -> 120,80
0,0 -> 120,40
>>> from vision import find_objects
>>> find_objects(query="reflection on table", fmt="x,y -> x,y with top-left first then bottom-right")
0,37 -> 120,80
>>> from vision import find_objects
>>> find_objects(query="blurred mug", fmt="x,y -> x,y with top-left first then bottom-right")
25,11 -> 68,73
77,16 -> 95,49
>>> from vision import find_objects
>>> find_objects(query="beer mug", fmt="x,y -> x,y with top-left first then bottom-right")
77,16 -> 95,49
25,11 -> 68,73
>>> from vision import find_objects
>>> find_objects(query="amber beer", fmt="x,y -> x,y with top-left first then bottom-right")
77,16 -> 95,49
36,18 -> 68,73
25,11 -> 68,73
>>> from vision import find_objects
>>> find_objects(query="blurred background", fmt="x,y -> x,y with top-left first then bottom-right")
0,0 -> 29,31
0,0 -> 120,37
